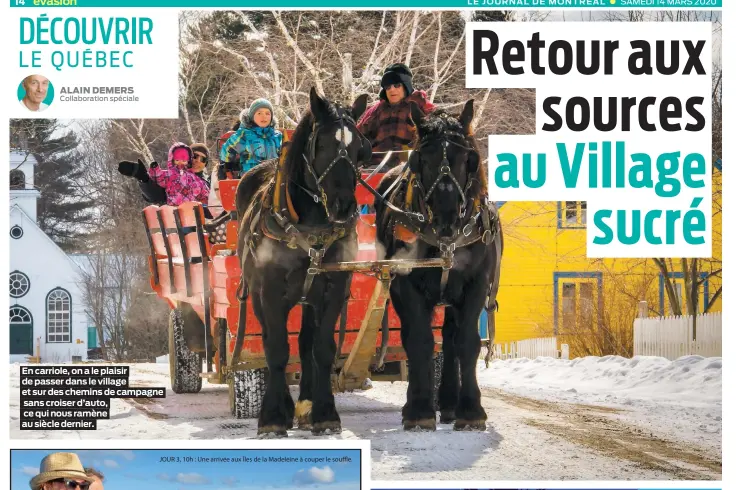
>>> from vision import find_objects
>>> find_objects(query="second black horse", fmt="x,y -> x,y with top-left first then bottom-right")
374,100 -> 503,431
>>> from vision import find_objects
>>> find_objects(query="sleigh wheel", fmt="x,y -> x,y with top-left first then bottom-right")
169,307 -> 203,394
229,368 -> 267,419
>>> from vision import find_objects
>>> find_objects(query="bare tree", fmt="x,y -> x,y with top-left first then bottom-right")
186,10 -> 524,142
73,121 -> 170,361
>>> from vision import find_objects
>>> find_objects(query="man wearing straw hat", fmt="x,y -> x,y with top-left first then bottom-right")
29,453 -> 93,490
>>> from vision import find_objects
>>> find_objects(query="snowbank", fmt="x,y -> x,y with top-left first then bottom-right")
478,355 -> 722,403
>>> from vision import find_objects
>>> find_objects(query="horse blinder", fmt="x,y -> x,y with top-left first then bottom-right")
420,137 -> 471,222
300,115 -> 364,223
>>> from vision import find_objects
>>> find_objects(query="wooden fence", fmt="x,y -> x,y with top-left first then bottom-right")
633,312 -> 722,360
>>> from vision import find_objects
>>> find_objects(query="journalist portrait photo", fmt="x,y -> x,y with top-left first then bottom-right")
18,74 -> 54,112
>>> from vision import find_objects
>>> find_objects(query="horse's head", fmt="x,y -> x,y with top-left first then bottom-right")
301,87 -> 371,224
408,100 -> 480,237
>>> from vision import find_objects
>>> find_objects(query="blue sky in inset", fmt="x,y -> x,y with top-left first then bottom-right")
12,449 -> 361,490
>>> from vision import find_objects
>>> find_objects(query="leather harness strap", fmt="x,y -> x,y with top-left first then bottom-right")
273,130 -> 300,223
484,216 -> 503,365
381,126 -> 500,302
246,110 -> 364,305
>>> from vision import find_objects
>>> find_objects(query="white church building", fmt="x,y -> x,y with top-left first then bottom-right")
9,150 -> 92,363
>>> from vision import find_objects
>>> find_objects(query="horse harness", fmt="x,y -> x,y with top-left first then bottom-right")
238,110 -> 499,306
384,126 -> 500,301
242,111 -> 366,304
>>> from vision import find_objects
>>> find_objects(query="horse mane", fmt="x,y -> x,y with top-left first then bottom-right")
283,111 -> 315,181
414,109 -> 488,198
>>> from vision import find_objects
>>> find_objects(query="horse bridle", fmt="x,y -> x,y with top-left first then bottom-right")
297,111 -> 369,224
399,126 -> 494,303
413,129 -> 479,226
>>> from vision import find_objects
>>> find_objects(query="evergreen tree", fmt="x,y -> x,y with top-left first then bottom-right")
9,119 -> 94,251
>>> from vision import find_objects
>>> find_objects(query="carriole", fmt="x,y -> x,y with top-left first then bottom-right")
142,127 -> 450,417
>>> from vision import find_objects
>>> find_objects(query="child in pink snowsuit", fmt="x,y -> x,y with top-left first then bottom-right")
148,142 -> 210,206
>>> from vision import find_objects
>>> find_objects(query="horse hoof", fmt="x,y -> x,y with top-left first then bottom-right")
439,410 -> 456,424
311,421 -> 342,435
296,419 -> 313,431
257,425 -> 289,438
295,400 -> 313,430
403,418 -> 436,431
453,419 -> 487,431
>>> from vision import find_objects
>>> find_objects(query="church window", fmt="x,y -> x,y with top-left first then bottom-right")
46,288 -> 71,343
10,169 -> 25,190
9,271 -> 30,298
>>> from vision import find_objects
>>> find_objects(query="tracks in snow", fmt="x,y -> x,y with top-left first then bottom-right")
483,388 -> 721,480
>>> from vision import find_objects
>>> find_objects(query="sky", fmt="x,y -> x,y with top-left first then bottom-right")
12,449 -> 361,490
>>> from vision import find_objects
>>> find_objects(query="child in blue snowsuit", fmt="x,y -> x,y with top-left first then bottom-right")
219,98 -> 283,176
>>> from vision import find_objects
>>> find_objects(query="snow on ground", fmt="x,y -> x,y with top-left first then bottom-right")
8,356 -> 722,481
478,355 -> 722,403
476,355 -> 723,452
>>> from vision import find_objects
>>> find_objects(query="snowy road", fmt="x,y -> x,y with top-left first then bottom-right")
9,356 -> 721,481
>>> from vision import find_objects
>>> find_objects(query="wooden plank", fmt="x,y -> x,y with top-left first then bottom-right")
399,360 -> 408,381
338,273 -> 391,391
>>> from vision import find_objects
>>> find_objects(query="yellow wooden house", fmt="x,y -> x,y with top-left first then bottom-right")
490,161 -> 722,357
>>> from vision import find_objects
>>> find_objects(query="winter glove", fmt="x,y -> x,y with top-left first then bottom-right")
217,162 -> 227,181
118,159 -> 150,183
149,161 -> 159,169
228,160 -> 243,179
219,158 -> 242,179
118,160 -> 137,177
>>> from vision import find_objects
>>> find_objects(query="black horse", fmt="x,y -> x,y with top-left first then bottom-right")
374,100 -> 503,431
235,87 -> 371,436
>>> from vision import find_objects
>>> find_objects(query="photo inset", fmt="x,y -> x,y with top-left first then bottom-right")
12,449 -> 363,490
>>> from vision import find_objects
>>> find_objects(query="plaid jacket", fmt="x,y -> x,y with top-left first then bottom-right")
357,90 -> 435,167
